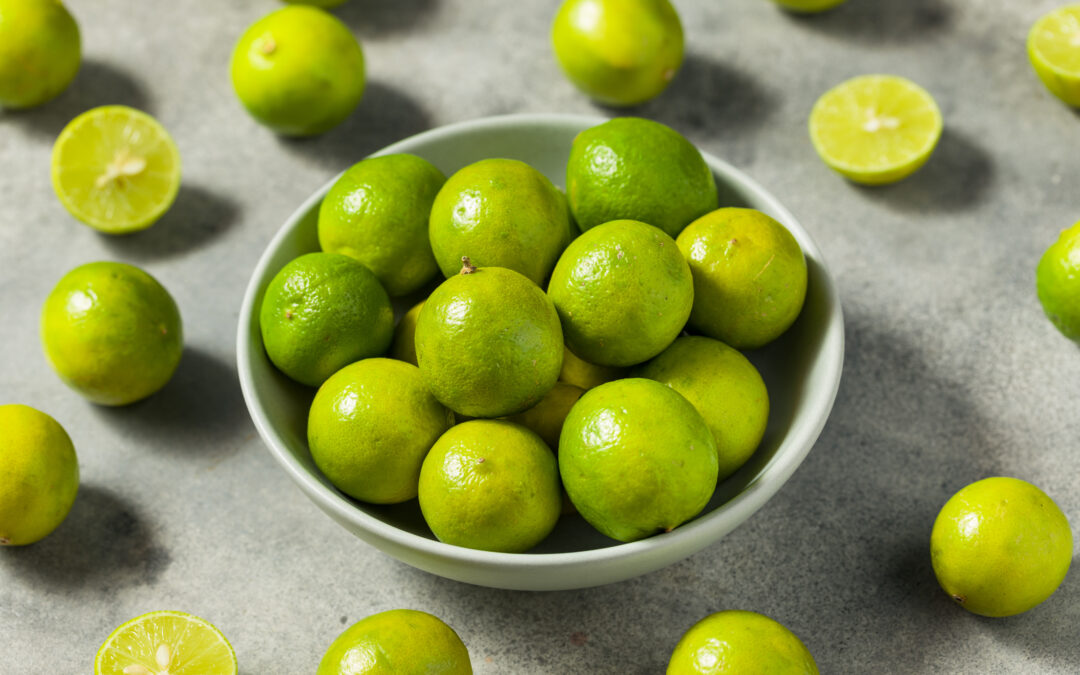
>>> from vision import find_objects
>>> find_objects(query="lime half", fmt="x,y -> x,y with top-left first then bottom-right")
809,75 -> 942,186
95,611 -> 237,675
51,106 -> 181,233
1028,5 -> 1080,107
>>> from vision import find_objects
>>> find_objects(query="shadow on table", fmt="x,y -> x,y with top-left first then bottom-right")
336,0 -> 440,37
779,0 -> 952,45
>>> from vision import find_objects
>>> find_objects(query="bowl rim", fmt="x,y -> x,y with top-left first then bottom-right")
237,112 -> 845,571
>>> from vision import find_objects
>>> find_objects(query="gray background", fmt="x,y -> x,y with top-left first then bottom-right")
2,0 -> 1078,672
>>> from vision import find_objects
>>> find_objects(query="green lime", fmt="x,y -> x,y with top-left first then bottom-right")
551,0 -> 683,106
419,420 -> 561,552
319,154 -> 445,296
771,0 -> 847,13
95,610 -> 237,675
415,261 -> 563,418
638,336 -> 768,481
259,252 -> 393,387
560,378 -> 717,542
667,610 -> 819,674
548,219 -> 693,367
559,345 -> 626,390
1037,220 -> 1080,340
51,105 -> 182,233
42,262 -> 183,406
428,158 -> 571,285
284,0 -> 348,7
308,358 -> 454,504
389,300 -> 425,365
931,477 -> 1073,617
506,382 -> 583,451
0,0 -> 80,109
566,117 -> 717,237
230,6 -> 365,136
318,609 -> 472,675
0,404 -> 78,546
1028,5 -> 1080,108
677,208 -> 807,350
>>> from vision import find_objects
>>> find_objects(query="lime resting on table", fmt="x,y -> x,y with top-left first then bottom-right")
1028,5 -> 1080,107
0,0 -> 81,109
667,610 -> 819,674
318,609 -> 472,674
1037,220 -> 1080,341
771,0 -> 848,13
95,610 -> 237,675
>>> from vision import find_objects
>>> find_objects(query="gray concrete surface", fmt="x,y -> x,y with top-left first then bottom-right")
2,0 -> 1078,672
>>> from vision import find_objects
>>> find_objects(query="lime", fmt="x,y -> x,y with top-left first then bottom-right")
677,208 -> 807,350
809,74 -> 942,185
284,0 -> 348,7
260,252 -> 393,387
638,336 -> 768,481
548,219 -> 693,367
1028,5 -> 1080,107
308,358 -> 454,504
42,262 -> 183,406
415,262 -> 563,418
560,378 -> 717,542
95,611 -> 237,675
0,405 -> 78,546
0,0 -> 80,108
230,6 -> 365,136
559,345 -> 625,390
428,158 -> 571,285
566,117 -> 717,237
1037,220 -> 1080,341
506,382 -> 583,451
51,106 -> 181,233
318,609 -> 472,675
931,477 -> 1073,617
389,300 -> 425,365
771,0 -> 847,13
667,610 -> 819,675
419,420 -> 561,552
551,0 -> 684,106
319,154 -> 445,296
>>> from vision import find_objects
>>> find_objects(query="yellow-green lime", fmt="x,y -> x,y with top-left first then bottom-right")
95,611 -> 236,675
389,300 -> 425,365
931,477 -> 1072,617
259,252 -> 393,387
0,405 -> 78,546
419,420 -> 561,553
667,610 -> 819,674
51,105 -> 181,233
1028,5 -> 1080,107
284,0 -> 348,7
507,382 -> 583,451
0,0 -> 80,108
318,609 -> 472,675
1037,220 -> 1080,341
771,0 -> 847,13
559,345 -> 626,390
42,262 -> 183,406
809,74 -> 942,185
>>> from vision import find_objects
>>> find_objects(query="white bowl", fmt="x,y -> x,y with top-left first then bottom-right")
237,113 -> 844,591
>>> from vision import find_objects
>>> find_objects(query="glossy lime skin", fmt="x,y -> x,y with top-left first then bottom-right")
429,158 -> 572,285
559,345 -> 626,390
1036,221 -> 1080,341
0,0 -> 80,108
506,382 -> 583,451
259,252 -> 393,387
552,0 -> 684,106
566,117 -> 717,237
42,262 -> 183,406
668,610 -> 819,674
548,219 -> 693,367
638,336 -> 768,481
284,0 -> 349,7
319,154 -> 445,296
771,0 -> 848,13
415,266 -> 563,418
389,300 -> 425,366
230,6 -> 364,136
678,208 -> 807,350
418,420 -> 561,553
559,378 -> 718,542
931,477 -> 1073,617
318,609 -> 472,675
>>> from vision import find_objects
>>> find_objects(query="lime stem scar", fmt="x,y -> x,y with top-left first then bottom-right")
460,256 -> 477,275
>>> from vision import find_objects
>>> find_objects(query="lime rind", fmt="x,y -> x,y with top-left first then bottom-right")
94,610 -> 237,675
1028,5 -> 1080,107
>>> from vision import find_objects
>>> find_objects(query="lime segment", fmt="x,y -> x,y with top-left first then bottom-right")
1028,5 -> 1080,107
95,611 -> 237,675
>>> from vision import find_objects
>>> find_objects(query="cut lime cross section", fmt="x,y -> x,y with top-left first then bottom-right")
95,611 -> 237,675
51,105 -> 181,234
809,74 -> 942,186
1028,4 -> 1080,107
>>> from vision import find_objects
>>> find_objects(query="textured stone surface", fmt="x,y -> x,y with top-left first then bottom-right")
2,0 -> 1079,672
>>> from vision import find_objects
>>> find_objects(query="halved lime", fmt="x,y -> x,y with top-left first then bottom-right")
51,105 -> 181,234
809,75 -> 942,186
94,611 -> 237,675
1028,5 -> 1080,107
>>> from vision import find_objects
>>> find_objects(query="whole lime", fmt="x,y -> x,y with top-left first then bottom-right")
931,477 -> 1072,617
0,0 -> 80,109
319,154 -> 445,296
389,300 -> 425,366
1036,220 -> 1080,341
318,609 -> 472,675
419,420 -> 561,553
42,262 -> 183,406
259,252 -> 393,387
428,158 -> 571,285
566,117 -> 717,237
284,0 -> 348,7
230,6 -> 364,136
560,378 -> 717,542
551,0 -> 683,107
548,219 -> 693,367
559,345 -> 626,390
677,208 -> 807,350
415,262 -> 563,417
0,405 -> 78,546
771,0 -> 848,13
667,610 -> 819,674
507,382 -> 583,451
